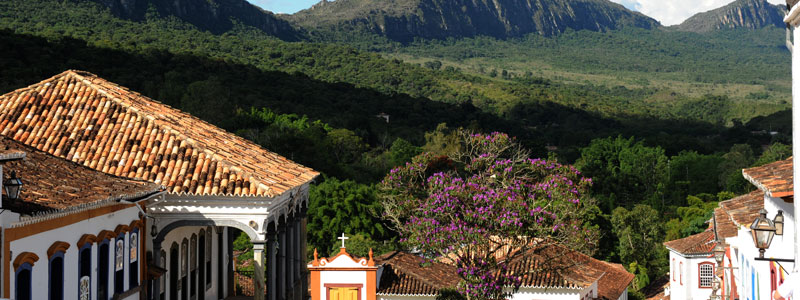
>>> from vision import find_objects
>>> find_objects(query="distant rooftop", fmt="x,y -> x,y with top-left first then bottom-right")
0,135 -> 161,215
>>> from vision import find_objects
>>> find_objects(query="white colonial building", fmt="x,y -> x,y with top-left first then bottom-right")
0,70 -> 320,300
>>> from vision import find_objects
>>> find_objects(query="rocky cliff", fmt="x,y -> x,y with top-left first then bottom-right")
288,0 -> 660,42
676,0 -> 785,33
95,0 -> 299,39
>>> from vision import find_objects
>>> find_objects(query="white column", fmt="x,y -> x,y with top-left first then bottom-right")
293,216 -> 302,300
269,231 -> 278,300
279,224 -> 287,300
284,217 -> 295,297
254,243 -> 266,300
793,19 -> 800,270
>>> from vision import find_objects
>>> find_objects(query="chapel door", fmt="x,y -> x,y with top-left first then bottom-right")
329,287 -> 358,300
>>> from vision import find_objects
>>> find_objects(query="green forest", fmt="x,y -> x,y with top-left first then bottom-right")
0,0 -> 795,297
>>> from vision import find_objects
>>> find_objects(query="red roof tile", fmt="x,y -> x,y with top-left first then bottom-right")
0,71 -> 318,198
375,251 -> 460,296
512,244 -> 634,299
713,206 -> 739,239
663,230 -> 716,255
743,158 -> 793,198
375,246 -> 634,300
719,190 -> 763,227
0,136 -> 161,214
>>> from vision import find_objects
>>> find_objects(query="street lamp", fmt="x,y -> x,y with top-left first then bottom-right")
714,242 -> 725,265
4,171 -> 22,200
774,210 -> 785,236
750,209 -> 777,259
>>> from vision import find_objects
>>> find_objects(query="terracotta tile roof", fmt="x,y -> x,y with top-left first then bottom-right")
719,190 -> 764,227
592,260 -> 637,300
509,244 -> 634,299
743,158 -> 793,198
505,249 -> 600,289
663,230 -> 716,255
0,136 -> 162,214
713,207 -> 739,239
375,251 -> 460,296
376,246 -> 634,299
0,70 -> 318,198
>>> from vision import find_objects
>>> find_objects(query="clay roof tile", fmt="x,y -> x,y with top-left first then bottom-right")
0,71 -> 317,198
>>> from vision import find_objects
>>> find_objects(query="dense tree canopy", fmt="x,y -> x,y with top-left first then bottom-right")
380,131 -> 597,299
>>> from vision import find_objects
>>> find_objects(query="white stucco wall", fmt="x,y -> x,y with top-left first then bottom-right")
764,195 -> 795,262
507,286 -> 587,300
379,295 -> 435,300
6,205 -> 141,300
668,250 -> 716,300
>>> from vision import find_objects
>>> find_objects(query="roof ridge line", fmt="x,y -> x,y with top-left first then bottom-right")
66,70 -> 276,196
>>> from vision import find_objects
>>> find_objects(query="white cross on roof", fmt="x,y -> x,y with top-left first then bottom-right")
338,233 -> 349,248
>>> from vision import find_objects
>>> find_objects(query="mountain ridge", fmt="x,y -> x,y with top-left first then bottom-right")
675,0 -> 785,32
95,0 -> 300,39
287,0 -> 661,42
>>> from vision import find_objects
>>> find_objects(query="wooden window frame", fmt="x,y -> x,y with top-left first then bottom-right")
325,283 -> 363,300
679,261 -> 683,285
698,262 -> 714,289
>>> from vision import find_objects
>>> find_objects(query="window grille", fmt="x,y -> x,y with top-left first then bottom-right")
699,263 -> 714,288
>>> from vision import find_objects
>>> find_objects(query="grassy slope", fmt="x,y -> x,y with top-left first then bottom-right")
300,23 -> 791,123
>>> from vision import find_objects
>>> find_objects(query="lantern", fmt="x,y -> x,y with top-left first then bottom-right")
4,171 -> 22,200
750,209 -> 776,258
713,242 -> 725,265
774,210 -> 785,236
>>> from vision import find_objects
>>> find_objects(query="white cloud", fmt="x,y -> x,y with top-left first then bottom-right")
609,0 -> 785,26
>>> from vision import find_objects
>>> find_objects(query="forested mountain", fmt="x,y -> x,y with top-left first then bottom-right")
675,0 -> 785,33
287,0 -> 660,42
93,0 -> 300,39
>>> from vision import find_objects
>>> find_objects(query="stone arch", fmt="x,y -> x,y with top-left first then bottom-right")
154,219 -> 260,244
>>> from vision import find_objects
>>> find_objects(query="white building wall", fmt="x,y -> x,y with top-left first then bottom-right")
764,195 -> 795,262
617,288 -> 628,300
379,295 -> 436,300
506,286 -> 585,300
669,251 -> 687,300
7,205 -> 141,300
668,250 -> 715,300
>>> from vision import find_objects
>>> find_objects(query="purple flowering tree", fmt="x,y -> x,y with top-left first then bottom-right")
380,131 -> 598,300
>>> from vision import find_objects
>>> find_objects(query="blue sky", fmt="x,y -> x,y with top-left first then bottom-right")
249,0 -> 319,14
249,0 -> 786,26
